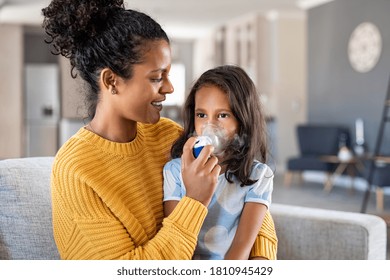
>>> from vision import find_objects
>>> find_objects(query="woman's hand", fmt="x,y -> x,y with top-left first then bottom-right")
181,137 -> 221,207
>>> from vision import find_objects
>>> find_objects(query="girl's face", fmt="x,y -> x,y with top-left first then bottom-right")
194,85 -> 239,141
115,40 -> 173,124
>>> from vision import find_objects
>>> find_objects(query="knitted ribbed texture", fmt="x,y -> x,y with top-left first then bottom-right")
250,211 -> 278,260
51,117 -> 278,259
51,118 -> 208,259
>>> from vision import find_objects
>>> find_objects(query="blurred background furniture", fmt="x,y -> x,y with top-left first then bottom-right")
364,160 -> 390,212
0,157 -> 386,260
320,155 -> 365,193
361,77 -> 390,213
284,124 -> 351,188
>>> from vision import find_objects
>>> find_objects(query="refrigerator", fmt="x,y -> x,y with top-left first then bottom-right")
25,64 -> 60,157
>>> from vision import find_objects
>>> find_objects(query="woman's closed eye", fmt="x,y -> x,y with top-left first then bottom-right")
151,77 -> 163,83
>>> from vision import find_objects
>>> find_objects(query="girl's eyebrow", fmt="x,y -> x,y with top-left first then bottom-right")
195,107 -> 232,112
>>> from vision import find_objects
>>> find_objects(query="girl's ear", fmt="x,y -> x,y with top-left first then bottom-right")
100,68 -> 117,93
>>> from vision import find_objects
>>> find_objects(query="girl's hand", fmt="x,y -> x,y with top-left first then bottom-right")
181,137 -> 221,207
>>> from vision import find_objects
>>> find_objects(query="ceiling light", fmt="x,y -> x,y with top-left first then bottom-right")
296,0 -> 335,10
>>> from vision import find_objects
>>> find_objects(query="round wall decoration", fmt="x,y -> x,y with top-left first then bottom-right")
348,22 -> 382,73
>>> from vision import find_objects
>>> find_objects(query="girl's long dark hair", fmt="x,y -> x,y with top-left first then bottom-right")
171,65 -> 268,186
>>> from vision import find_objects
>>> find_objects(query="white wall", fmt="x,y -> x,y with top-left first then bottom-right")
193,32 -> 218,80
272,12 -> 307,172
0,24 -> 24,158
60,56 -> 88,120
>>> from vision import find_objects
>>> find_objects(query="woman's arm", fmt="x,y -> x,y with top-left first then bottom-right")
224,202 -> 267,260
249,211 -> 278,260
164,200 -> 180,217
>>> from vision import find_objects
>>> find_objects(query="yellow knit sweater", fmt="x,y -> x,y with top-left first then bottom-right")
51,117 -> 277,259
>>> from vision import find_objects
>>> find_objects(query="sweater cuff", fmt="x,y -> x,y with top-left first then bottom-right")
250,234 -> 278,260
250,210 -> 278,260
168,196 -> 208,235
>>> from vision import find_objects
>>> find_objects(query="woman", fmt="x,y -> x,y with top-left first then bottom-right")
42,0 -> 277,260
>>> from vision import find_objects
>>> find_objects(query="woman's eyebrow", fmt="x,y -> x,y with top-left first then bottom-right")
150,68 -> 167,73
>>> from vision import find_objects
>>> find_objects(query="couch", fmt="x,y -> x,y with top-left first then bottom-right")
0,157 -> 387,260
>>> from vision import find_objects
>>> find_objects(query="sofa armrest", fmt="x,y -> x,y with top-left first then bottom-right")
271,203 -> 387,259
0,157 -> 59,260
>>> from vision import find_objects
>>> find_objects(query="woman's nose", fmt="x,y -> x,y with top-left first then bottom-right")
160,78 -> 174,95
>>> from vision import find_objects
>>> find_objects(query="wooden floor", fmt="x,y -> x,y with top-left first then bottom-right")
272,173 -> 390,259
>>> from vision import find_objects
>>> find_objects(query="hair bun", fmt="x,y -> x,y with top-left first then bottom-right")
42,0 -> 125,57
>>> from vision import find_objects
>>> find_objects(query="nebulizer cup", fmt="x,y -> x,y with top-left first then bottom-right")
193,123 -> 227,158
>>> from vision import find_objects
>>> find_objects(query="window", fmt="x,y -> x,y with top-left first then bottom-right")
165,63 -> 186,106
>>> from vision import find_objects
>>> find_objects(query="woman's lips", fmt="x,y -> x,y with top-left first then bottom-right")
152,101 -> 163,111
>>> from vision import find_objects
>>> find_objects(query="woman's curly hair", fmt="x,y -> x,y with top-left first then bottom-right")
42,0 -> 169,119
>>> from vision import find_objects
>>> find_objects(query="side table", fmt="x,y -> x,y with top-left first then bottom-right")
320,155 -> 365,193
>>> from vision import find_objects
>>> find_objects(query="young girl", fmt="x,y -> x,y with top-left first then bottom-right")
163,65 -> 276,260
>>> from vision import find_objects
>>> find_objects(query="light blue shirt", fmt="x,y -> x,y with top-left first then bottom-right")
163,158 -> 273,260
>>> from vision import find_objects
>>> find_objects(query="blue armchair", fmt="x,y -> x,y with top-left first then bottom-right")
284,124 -> 351,187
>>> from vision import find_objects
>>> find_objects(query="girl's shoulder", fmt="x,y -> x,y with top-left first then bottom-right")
163,157 -> 182,171
250,161 -> 274,179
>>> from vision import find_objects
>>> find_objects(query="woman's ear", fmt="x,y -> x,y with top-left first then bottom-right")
100,68 -> 117,95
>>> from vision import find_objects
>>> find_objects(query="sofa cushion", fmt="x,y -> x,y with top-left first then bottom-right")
0,157 -> 59,259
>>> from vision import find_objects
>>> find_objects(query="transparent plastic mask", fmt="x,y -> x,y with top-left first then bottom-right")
193,123 -> 228,158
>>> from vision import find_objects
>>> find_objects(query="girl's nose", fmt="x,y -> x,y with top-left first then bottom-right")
210,118 -> 220,125
204,120 -> 221,129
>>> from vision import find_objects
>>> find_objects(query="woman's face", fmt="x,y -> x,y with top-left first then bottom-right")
115,39 -> 173,124
194,85 -> 239,141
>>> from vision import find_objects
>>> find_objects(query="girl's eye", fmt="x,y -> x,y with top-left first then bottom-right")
196,113 -> 206,118
218,113 -> 229,118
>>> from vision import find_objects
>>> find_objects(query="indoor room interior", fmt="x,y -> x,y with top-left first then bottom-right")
0,0 -> 389,260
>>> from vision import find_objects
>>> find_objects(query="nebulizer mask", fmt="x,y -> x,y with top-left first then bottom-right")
193,123 -> 228,158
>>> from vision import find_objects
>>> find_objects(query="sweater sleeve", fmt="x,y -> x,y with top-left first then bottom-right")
123,196 -> 208,260
52,119 -> 207,260
249,210 -> 278,260
52,177 -> 208,260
